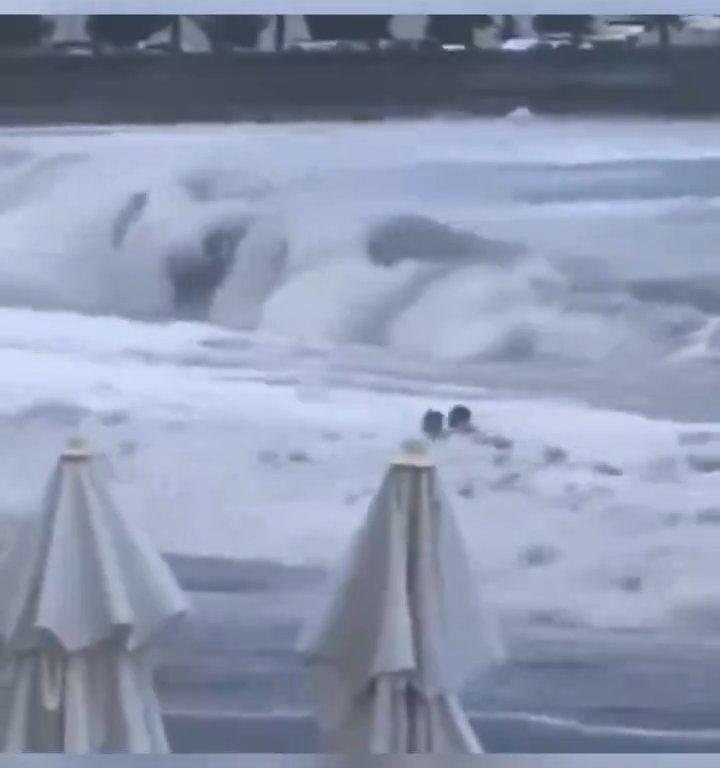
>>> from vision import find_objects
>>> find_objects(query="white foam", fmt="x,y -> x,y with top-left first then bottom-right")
505,106 -> 535,123
0,309 -> 719,633
0,119 -> 718,368
477,711 -> 720,741
2,121 -> 720,633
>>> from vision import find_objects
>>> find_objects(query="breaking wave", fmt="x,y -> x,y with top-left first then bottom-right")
3,124 -> 720,370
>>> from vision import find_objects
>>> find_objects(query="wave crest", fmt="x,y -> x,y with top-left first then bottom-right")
0,145 -> 716,369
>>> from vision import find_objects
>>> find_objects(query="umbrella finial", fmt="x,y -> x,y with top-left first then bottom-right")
391,438 -> 434,468
63,435 -> 91,460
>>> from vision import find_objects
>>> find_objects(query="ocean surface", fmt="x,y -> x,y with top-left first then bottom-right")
2,117 -> 720,751
145,558 -> 720,753
6,118 -> 720,419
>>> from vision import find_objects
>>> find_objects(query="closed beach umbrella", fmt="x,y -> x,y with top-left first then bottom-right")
299,439 -> 503,753
1,437 -> 189,753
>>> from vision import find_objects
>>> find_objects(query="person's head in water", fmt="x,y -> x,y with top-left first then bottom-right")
422,409 -> 445,440
448,404 -> 474,432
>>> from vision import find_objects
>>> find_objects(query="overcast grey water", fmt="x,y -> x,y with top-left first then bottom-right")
150,560 -> 720,753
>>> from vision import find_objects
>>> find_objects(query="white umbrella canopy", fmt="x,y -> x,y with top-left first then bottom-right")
299,439 -> 504,754
1,437 -> 189,754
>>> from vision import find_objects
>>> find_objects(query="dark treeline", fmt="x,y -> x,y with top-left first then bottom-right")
532,15 -> 595,46
532,15 -> 596,36
425,16 -> 494,46
0,15 -> 53,48
86,15 -> 271,50
303,15 -> 393,42
193,16 -> 270,49
647,15 -> 684,49
531,14 -> 686,49
0,14 -> 696,52
85,15 -> 175,47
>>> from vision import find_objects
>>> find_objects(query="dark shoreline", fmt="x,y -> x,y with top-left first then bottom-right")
3,47 -> 720,126
147,554 -> 720,753
0,554 -> 719,752
163,712 -> 720,754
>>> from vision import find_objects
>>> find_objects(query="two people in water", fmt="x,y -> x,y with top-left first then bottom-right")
422,404 -> 475,440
